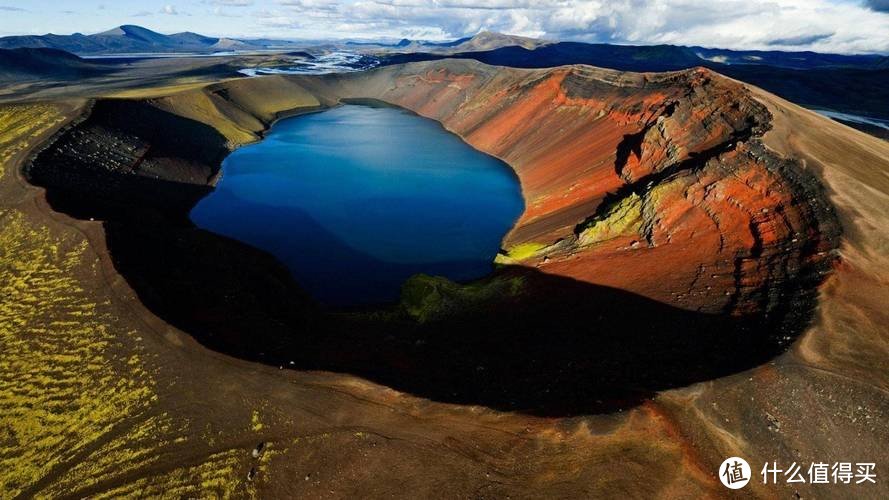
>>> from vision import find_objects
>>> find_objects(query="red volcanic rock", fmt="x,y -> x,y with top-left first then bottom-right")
310,61 -> 839,316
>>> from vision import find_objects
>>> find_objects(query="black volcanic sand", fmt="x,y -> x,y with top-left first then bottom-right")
25,98 -> 840,417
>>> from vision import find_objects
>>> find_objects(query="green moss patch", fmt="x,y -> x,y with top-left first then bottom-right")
400,274 -> 524,323
494,242 -> 548,264
576,192 -> 643,245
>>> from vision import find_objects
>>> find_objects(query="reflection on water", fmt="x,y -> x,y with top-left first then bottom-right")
814,109 -> 889,130
190,105 -> 524,306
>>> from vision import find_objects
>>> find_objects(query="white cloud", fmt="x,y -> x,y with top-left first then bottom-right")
211,0 -> 254,6
248,0 -> 889,53
161,5 -> 179,15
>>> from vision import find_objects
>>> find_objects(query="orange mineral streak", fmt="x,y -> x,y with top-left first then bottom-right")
640,401 -> 720,492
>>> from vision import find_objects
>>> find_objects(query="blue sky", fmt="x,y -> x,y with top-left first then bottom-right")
2,0 -> 889,53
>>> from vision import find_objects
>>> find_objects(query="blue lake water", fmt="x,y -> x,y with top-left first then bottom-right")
190,104 -> 524,306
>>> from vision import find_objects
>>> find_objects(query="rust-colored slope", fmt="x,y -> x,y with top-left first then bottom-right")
303,61 -> 838,316
316,64 -> 763,240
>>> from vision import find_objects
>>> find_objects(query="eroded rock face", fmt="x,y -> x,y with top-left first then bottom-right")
315,62 -> 840,319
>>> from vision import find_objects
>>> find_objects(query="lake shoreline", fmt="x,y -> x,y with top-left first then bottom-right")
191,103 -> 525,306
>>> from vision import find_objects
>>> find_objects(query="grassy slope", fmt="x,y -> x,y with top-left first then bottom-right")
0,102 -> 274,498
0,105 -> 67,178
0,103 -> 159,497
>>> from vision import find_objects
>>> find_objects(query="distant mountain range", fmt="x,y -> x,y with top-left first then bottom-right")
0,25 -> 301,55
0,26 -> 549,56
3,25 -> 885,70
346,31 -> 548,53
378,41 -> 889,127
381,41 -> 889,72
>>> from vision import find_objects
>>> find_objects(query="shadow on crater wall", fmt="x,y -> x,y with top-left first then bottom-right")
25,100 -> 828,417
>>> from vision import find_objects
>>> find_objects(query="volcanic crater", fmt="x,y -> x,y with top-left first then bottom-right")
24,60 -> 841,416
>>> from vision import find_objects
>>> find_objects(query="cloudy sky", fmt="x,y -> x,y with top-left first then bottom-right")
2,0 -> 889,53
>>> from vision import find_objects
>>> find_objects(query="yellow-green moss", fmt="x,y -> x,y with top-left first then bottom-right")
251,410 -> 264,432
400,274 -> 524,323
577,192 -> 643,245
0,98 -> 293,499
92,448 -> 246,500
494,242 -> 548,264
0,104 -> 67,179
210,77 -> 321,124
0,210 -> 155,497
44,413 -> 188,496
152,89 -> 262,147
